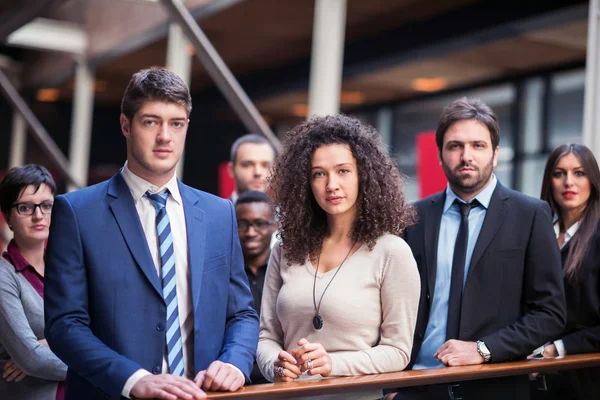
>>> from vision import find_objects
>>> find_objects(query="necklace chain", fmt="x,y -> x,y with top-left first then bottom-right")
312,242 -> 356,324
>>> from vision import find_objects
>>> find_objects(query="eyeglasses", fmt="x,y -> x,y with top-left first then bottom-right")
237,219 -> 274,232
11,202 -> 54,216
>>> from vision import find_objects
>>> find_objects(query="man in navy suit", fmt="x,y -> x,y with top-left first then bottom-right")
44,68 -> 259,400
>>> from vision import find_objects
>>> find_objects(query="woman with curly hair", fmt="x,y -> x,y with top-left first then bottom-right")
256,114 -> 420,400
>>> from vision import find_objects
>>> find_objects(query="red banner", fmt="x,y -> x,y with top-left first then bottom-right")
416,131 -> 447,199
218,162 -> 235,199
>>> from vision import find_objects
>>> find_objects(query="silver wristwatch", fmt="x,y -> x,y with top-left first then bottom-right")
477,340 -> 492,363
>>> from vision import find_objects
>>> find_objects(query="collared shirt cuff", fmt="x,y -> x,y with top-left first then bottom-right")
227,363 -> 246,383
122,369 -> 151,398
554,340 -> 567,357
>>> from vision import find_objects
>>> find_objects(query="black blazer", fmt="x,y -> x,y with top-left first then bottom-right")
404,182 -> 567,368
558,222 -> 600,354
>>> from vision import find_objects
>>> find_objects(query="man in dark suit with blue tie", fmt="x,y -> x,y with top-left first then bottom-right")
388,97 -> 567,400
44,68 -> 259,400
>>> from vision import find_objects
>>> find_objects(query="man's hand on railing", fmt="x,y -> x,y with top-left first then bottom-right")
294,338 -> 333,377
194,361 -> 245,392
273,350 -> 301,382
433,339 -> 485,366
130,374 -> 206,400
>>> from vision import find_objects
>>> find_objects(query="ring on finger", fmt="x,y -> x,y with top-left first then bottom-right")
274,366 -> 285,377
306,359 -> 314,370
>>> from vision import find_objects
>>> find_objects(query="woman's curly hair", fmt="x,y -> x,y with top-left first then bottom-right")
269,114 -> 416,265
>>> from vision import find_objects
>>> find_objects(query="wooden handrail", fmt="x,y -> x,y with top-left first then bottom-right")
205,353 -> 600,399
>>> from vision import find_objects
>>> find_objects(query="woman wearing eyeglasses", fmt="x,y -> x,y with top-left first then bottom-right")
0,164 -> 66,400
256,115 -> 420,400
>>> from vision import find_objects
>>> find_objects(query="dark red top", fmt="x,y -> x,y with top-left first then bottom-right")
2,240 -> 64,400
2,241 -> 44,298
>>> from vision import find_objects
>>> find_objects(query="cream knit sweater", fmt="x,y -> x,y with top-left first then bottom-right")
257,234 -> 420,400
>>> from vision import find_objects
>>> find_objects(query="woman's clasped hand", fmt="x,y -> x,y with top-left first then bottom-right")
273,338 -> 332,382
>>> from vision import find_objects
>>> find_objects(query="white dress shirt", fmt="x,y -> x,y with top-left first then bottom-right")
120,163 -> 193,397
553,217 -> 580,249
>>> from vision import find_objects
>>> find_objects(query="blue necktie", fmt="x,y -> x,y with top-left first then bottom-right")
146,191 -> 184,376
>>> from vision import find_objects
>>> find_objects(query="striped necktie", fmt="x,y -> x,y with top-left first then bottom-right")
145,190 -> 185,376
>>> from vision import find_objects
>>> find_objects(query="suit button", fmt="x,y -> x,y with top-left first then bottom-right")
152,366 -> 161,374
426,293 -> 431,300
156,323 -> 164,331
417,332 -> 424,339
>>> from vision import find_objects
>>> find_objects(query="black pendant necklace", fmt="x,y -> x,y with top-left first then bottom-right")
312,315 -> 324,330
312,242 -> 356,330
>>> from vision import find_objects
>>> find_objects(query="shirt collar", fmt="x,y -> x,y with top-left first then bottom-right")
443,174 -> 497,213
120,161 -> 182,205
2,240 -> 33,272
552,215 -> 581,242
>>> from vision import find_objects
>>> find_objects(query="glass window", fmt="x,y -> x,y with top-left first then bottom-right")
548,69 -> 585,149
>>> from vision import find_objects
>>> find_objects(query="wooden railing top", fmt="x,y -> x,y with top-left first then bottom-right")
205,353 -> 600,399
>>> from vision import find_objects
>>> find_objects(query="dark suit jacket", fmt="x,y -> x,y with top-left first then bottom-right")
559,223 -> 600,354
404,183 -> 567,370
44,173 -> 259,400
546,223 -> 600,399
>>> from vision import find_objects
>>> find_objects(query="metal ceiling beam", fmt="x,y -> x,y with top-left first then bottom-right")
89,0 -> 245,68
159,0 -> 281,151
6,18 -> 87,54
0,68 -> 82,188
20,0 -> 245,89
583,0 -> 600,158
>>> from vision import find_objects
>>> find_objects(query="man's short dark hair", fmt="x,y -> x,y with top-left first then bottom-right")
0,164 -> 56,219
121,67 -> 192,121
230,134 -> 277,165
436,97 -> 500,152
235,190 -> 273,208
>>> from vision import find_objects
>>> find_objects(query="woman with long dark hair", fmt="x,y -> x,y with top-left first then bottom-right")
536,144 -> 600,399
256,114 -> 420,400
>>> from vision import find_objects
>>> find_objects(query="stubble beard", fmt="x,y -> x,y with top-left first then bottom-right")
442,159 -> 494,195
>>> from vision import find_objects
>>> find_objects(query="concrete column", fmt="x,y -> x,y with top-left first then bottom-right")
67,59 -> 94,192
376,107 -> 394,149
583,0 -> 600,157
517,78 -> 545,197
9,111 -> 26,168
159,0 -> 280,151
307,0 -> 347,117
166,22 -> 193,181
8,73 -> 26,168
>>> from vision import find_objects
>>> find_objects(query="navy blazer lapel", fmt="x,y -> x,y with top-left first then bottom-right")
468,183 -> 511,276
424,192 -> 445,296
107,173 -> 163,297
178,182 -> 206,312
